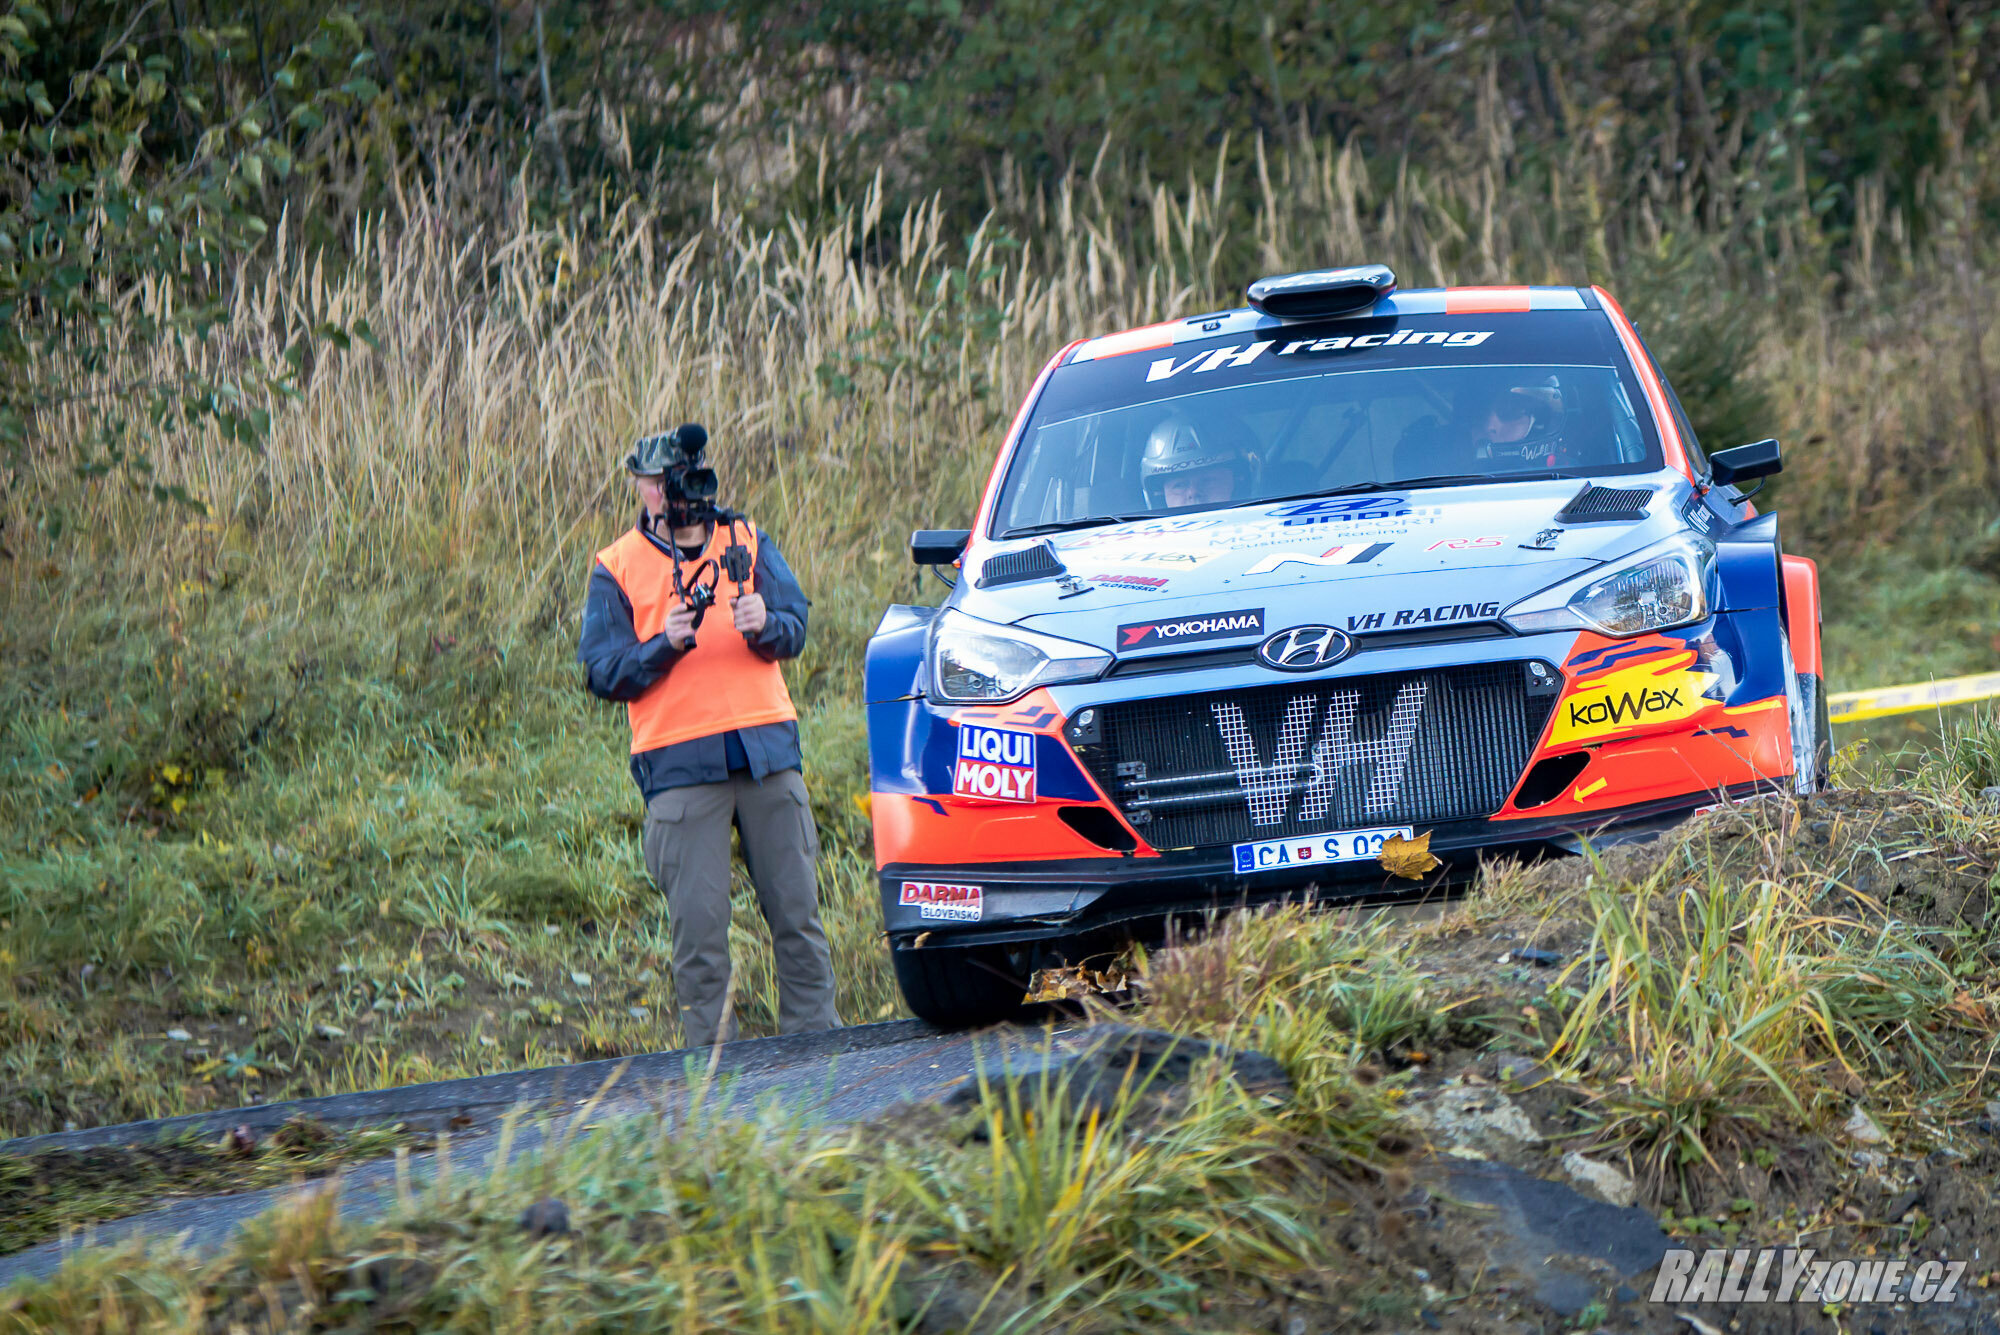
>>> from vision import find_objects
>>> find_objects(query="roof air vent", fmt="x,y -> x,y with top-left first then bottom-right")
976,540 -> 1067,589
1246,264 -> 1396,320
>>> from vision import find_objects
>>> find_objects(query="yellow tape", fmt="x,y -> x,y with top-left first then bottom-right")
1828,671 -> 2000,723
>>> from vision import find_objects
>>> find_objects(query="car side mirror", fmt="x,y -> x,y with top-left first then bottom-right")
1709,438 -> 1782,486
910,529 -> 971,565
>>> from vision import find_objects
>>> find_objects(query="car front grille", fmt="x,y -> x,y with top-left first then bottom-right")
1075,662 -> 1558,851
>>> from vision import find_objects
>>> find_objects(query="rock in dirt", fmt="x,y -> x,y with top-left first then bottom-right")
1435,1159 -> 1673,1318
1560,1151 -> 1638,1207
519,1197 -> 571,1237
1845,1105 -> 1888,1144
1405,1085 -> 1542,1156
937,1024 -> 1290,1119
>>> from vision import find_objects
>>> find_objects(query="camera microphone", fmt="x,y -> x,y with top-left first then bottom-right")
670,423 -> 708,460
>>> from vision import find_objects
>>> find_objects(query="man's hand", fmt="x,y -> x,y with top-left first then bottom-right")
732,591 -> 768,636
663,606 -> 700,650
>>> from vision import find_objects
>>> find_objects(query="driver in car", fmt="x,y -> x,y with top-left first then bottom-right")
1140,413 -> 1255,509
1474,379 -> 1567,467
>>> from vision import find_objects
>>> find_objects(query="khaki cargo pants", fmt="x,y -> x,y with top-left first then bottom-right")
641,768 -> 840,1049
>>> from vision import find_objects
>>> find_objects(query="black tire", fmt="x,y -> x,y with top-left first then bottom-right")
1802,670 -> 1833,790
892,942 -> 1028,1028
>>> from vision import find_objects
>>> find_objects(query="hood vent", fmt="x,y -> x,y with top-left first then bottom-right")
976,540 -> 1067,588
1554,484 -> 1653,524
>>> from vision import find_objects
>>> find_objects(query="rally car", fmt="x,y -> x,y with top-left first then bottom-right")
866,264 -> 1827,1027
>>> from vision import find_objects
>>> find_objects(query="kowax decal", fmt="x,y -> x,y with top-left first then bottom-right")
900,881 -> 983,922
1550,652 -> 1717,744
953,724 -> 1038,803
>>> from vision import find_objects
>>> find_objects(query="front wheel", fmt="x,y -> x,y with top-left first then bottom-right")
892,941 -> 1028,1028
1783,633 -> 1832,793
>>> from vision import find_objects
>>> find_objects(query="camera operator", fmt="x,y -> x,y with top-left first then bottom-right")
577,425 -> 839,1049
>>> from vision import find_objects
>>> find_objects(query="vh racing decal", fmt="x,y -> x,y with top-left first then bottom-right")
953,724 -> 1038,803
1145,330 -> 1496,381
1344,601 -> 1501,631
1119,608 -> 1265,649
1550,650 -> 1718,744
899,881 -> 983,922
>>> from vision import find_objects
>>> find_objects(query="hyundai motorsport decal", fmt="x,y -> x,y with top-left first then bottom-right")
953,724 -> 1037,803
1118,607 -> 1265,649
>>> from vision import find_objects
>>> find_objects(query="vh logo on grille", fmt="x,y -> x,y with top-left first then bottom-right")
953,724 -> 1038,803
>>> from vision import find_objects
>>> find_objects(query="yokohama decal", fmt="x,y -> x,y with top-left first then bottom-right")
900,881 -> 983,922
1212,684 -> 1428,826
953,724 -> 1037,803
1118,608 -> 1264,649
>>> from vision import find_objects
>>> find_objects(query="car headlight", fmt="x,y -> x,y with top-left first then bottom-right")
928,609 -> 1111,704
1504,533 -> 1718,637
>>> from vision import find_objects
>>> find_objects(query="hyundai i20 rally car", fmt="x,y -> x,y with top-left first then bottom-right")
867,265 -> 1828,1027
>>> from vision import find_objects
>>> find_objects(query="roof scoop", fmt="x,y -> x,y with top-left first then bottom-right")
1246,264 -> 1396,320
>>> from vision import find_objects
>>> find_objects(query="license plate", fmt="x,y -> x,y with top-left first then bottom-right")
1231,825 -> 1413,874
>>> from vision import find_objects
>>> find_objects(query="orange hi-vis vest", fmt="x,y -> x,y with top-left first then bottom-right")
594,519 -> 798,755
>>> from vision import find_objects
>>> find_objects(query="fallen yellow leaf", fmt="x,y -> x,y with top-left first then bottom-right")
1379,830 -> 1440,879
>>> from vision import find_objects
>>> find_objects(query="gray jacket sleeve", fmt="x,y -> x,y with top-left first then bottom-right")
746,528 -> 809,662
577,562 -> 682,702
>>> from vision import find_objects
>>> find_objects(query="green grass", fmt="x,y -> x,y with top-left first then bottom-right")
0,547 -> 909,1136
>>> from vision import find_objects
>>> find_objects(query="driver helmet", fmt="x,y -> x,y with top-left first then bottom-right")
1483,377 -> 1567,459
1139,412 -> 1253,507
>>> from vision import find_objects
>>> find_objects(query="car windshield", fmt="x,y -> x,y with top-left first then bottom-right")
993,311 -> 1662,536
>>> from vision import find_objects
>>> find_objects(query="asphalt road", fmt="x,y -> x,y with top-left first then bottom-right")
0,1017 -> 1076,1288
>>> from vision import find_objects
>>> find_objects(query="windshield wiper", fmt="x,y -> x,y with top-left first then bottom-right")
1001,514 -> 1150,538
1255,480 -> 1407,508
1263,472 -> 1585,503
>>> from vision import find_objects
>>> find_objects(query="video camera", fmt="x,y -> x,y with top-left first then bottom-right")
626,422 -> 756,646
625,423 -> 721,525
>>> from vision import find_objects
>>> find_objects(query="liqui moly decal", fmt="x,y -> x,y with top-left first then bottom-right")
953,724 -> 1038,803
900,881 -> 984,922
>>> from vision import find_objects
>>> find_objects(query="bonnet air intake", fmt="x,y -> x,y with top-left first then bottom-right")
1554,484 -> 1654,524
1246,264 -> 1396,320
976,540 -> 1067,589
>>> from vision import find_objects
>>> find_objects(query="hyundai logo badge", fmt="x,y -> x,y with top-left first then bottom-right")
1257,625 -> 1354,672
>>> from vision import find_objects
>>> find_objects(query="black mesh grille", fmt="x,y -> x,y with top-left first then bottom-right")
1554,484 -> 1653,524
976,541 -> 1066,588
1076,662 -> 1556,850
